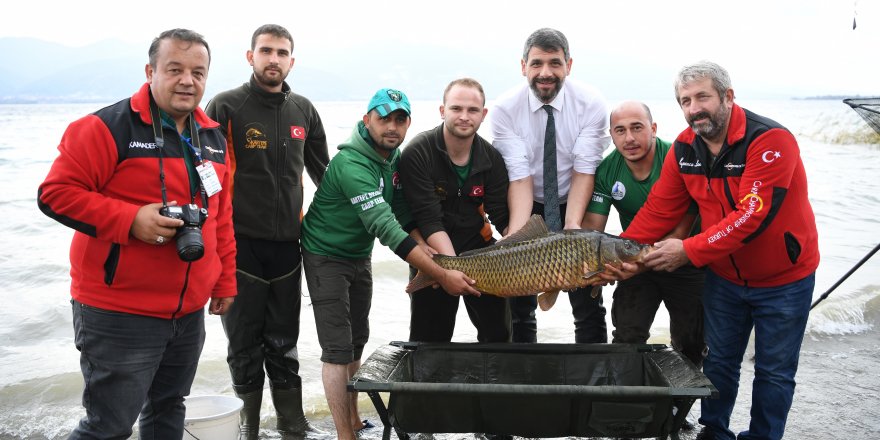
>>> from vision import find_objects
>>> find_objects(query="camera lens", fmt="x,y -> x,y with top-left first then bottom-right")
176,227 -> 205,262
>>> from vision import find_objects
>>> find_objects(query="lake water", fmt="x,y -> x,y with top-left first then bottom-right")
0,98 -> 878,439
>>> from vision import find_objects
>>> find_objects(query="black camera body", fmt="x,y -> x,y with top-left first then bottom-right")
159,203 -> 208,262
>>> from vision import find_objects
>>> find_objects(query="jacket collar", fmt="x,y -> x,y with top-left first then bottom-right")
725,103 -> 747,146
339,121 -> 399,167
246,75 -> 291,103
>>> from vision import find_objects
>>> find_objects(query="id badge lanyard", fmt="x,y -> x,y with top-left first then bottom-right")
149,94 -> 218,210
184,116 -> 222,199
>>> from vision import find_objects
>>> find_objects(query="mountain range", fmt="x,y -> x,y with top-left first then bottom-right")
0,37 -> 812,104
0,37 -> 524,104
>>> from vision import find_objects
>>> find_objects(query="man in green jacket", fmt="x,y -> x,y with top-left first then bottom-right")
301,88 -> 479,440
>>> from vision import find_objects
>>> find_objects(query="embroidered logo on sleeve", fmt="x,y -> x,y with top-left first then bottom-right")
761,150 -> 781,163
611,181 -> 627,200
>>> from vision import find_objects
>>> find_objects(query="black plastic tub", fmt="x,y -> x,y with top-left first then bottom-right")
350,342 -> 717,439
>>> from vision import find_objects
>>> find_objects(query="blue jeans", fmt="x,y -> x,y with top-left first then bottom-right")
69,300 -> 205,440
699,271 -> 813,440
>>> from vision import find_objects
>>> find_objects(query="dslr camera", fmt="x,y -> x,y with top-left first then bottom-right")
159,203 -> 208,262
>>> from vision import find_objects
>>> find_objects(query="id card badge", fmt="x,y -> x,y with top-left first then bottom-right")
196,161 -> 222,197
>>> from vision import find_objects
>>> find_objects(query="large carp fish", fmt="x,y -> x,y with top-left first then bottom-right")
406,214 -> 651,311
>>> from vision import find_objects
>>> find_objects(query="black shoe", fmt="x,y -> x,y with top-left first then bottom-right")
695,426 -> 715,440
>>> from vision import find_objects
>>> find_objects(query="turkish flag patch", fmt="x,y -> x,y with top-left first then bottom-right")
290,126 -> 306,140
469,185 -> 484,197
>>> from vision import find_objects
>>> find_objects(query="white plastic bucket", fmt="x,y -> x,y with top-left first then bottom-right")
183,395 -> 243,440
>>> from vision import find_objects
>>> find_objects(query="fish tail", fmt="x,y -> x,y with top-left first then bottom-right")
405,270 -> 436,294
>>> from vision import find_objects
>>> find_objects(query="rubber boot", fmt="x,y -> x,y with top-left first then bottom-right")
271,387 -> 326,439
236,390 -> 262,440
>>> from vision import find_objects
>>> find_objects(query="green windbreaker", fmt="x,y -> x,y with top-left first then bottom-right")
301,121 -> 414,259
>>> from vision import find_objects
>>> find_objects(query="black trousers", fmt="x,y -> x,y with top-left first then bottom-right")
408,267 -> 512,342
509,202 -> 608,343
221,237 -> 304,394
611,265 -> 706,366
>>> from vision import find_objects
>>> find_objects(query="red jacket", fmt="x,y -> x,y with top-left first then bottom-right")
38,83 -> 237,318
623,104 -> 819,287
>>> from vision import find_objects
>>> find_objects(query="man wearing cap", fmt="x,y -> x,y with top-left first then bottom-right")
301,88 -> 480,439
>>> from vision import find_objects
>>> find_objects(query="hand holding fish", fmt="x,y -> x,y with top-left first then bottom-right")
643,239 -> 690,272
589,260 -> 648,285
438,269 -> 481,297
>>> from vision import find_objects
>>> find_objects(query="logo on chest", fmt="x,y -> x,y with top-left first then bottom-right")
245,126 -> 268,150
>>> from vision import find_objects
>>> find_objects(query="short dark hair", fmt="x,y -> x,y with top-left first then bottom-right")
148,28 -> 210,68
443,78 -> 486,106
522,28 -> 570,62
251,24 -> 294,51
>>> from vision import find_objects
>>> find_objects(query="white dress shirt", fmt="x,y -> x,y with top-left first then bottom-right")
489,79 -> 610,203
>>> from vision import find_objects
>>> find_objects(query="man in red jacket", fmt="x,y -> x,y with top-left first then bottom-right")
603,61 -> 818,440
37,29 -> 236,439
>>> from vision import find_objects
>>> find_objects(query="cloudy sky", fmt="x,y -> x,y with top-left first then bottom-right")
2,0 -> 878,100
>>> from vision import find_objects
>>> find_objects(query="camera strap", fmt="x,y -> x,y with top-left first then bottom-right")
148,92 -> 209,211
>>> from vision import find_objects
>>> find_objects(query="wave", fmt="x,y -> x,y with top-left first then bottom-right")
807,284 -> 880,335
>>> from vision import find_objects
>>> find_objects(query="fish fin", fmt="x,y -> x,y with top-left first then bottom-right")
461,215 -> 551,257
405,270 -> 436,294
537,290 -> 561,311
581,272 -> 605,298
582,270 -> 602,280
507,214 -> 550,242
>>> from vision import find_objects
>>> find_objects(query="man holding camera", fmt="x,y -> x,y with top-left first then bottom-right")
37,29 -> 236,439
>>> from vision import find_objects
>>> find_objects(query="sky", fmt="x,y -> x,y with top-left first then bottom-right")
2,0 -> 879,100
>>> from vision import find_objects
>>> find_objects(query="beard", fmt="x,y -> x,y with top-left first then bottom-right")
530,76 -> 563,103
688,104 -> 731,141
374,138 -> 403,153
370,129 -> 404,152
253,67 -> 285,88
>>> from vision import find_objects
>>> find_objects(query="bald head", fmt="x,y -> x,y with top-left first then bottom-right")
609,101 -> 657,164
610,101 -> 653,127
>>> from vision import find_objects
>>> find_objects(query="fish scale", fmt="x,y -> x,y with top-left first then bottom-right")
406,215 -> 650,307
434,233 -> 601,296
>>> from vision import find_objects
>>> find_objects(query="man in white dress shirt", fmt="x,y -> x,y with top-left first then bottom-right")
490,27 -> 611,343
